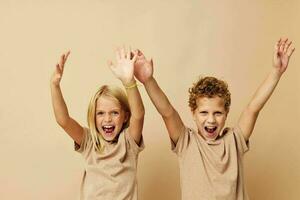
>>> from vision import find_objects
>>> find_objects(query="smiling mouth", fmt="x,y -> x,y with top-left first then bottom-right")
102,125 -> 115,135
204,126 -> 217,135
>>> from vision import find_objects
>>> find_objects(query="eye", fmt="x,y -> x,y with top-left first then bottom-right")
111,111 -> 119,116
199,111 -> 208,115
214,111 -> 223,116
96,111 -> 104,116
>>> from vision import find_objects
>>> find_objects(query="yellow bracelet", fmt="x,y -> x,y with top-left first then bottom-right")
124,81 -> 138,89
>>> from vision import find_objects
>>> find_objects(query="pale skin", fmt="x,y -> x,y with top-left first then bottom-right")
134,38 -> 295,144
50,48 -> 145,146
238,38 -> 295,141
50,51 -> 84,145
133,50 -> 185,144
108,47 -> 145,144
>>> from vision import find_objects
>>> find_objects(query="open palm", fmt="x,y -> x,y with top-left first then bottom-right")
273,38 -> 295,74
108,47 -> 137,85
134,50 -> 153,84
51,51 -> 70,86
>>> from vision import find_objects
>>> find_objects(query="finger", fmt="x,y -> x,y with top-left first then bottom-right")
275,39 -> 281,53
283,41 -> 292,54
64,51 -> 71,63
130,51 -> 135,59
273,43 -> 279,61
56,63 -> 62,75
131,52 -> 138,63
275,38 -> 281,49
137,49 -> 146,60
279,39 -> 286,52
59,54 -> 65,70
120,46 -> 125,59
137,49 -> 144,57
274,43 -> 279,52
115,48 -> 121,60
287,47 -> 295,57
280,38 -> 288,52
127,46 -> 131,59
107,60 -> 115,69
63,51 -> 70,66
278,38 -> 282,44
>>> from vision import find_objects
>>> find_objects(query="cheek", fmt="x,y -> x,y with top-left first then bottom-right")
115,115 -> 125,125
195,116 -> 205,126
218,116 -> 227,125
95,116 -> 101,124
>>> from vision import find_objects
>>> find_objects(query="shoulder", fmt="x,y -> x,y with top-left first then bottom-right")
221,126 -> 249,154
172,126 -> 197,154
74,127 -> 92,152
123,128 -> 145,154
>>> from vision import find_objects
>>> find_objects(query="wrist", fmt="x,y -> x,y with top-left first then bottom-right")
50,81 -> 61,88
144,76 -> 155,85
123,79 -> 137,89
270,68 -> 282,80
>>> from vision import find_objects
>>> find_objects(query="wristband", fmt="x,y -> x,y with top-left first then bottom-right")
124,81 -> 138,89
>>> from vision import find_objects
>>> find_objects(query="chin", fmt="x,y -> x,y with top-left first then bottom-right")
103,132 -> 120,142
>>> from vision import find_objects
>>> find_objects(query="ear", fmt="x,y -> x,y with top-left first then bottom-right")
191,110 -> 196,121
124,112 -> 130,123
225,109 -> 229,118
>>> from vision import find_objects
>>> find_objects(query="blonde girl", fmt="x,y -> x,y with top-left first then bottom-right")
50,47 -> 144,200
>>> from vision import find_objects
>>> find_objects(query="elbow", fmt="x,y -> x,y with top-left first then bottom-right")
245,105 -> 260,117
55,117 -> 70,129
131,106 -> 145,121
161,106 -> 176,119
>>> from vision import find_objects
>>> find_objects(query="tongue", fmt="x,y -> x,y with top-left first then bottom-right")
206,128 -> 216,133
104,127 -> 114,133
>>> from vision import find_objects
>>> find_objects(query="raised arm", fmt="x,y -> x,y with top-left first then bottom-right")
50,51 -> 84,145
238,38 -> 295,141
134,50 -> 185,144
108,47 -> 145,144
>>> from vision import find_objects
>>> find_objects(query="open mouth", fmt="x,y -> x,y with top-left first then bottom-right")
102,125 -> 115,136
204,126 -> 217,136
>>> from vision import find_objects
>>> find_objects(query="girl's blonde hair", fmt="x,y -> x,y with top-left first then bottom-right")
87,85 -> 130,152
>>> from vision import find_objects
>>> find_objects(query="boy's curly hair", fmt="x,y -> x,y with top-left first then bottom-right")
188,76 -> 231,112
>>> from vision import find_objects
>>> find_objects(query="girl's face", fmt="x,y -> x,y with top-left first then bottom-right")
193,96 -> 227,141
95,95 -> 128,142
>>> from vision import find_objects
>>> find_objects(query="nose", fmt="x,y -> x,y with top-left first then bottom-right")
104,114 -> 112,122
207,114 -> 216,123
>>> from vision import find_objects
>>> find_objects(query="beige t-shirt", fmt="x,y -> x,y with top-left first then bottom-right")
172,126 -> 249,200
75,128 -> 144,200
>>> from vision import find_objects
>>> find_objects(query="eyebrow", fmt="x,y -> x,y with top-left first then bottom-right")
96,108 -> 121,111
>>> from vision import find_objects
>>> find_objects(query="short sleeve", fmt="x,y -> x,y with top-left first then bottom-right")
74,127 -> 90,153
171,127 -> 191,155
233,126 -> 249,155
124,129 -> 145,155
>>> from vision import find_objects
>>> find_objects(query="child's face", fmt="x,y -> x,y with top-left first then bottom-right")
193,96 -> 227,141
95,96 -> 128,142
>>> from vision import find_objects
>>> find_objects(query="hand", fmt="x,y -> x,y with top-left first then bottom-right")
273,38 -> 295,76
51,51 -> 70,86
133,49 -> 153,84
108,47 -> 137,85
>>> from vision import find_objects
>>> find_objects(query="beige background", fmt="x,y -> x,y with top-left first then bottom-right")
0,0 -> 299,199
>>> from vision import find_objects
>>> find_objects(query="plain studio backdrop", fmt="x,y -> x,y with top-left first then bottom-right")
0,0 -> 299,199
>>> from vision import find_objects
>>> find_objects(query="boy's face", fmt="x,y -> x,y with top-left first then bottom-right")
95,96 -> 128,142
193,96 -> 227,141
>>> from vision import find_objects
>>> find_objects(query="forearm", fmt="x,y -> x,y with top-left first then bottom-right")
124,80 -> 145,120
247,68 -> 281,113
144,77 -> 175,118
50,83 -> 71,127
